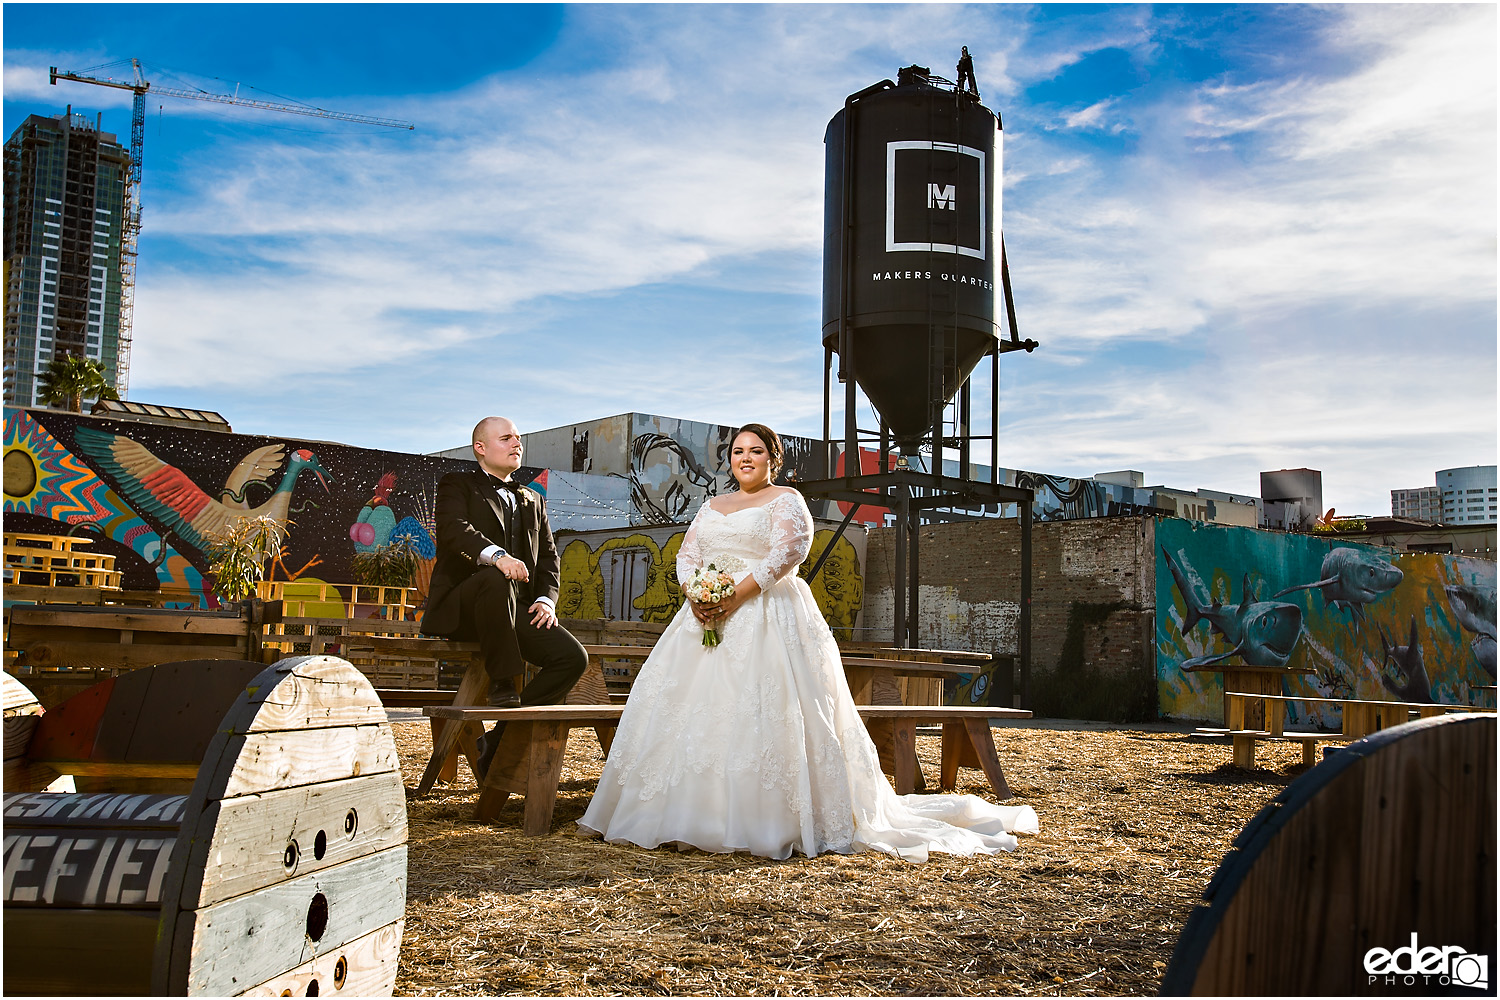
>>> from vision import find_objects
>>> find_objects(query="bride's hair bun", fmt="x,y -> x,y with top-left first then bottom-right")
733,422 -> 785,480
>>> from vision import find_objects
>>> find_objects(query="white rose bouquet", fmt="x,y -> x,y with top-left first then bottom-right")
681,563 -> 737,647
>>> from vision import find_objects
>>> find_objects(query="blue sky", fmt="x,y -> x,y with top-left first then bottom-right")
4,3 -> 1494,516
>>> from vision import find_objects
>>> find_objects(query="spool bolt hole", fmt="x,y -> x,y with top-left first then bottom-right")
314,830 -> 327,860
283,840 -> 299,872
334,956 -> 348,990
344,808 -> 358,838
306,892 -> 329,941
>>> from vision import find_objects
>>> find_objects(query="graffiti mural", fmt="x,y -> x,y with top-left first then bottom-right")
3,408 -> 205,596
553,521 -> 867,635
619,414 -> 827,528
1156,518 -> 1497,727
2,406 -> 492,608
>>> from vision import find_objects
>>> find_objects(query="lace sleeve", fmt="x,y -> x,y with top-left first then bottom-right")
749,491 -> 813,592
676,504 -> 709,581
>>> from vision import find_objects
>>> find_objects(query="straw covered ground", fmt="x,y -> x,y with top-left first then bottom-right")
392,722 -> 1309,997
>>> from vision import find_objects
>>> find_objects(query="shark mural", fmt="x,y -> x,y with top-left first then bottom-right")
1445,584 -> 1497,680
1377,618 -> 1433,703
1157,518 -> 1496,728
1273,546 -> 1404,622
1161,546 -> 1304,669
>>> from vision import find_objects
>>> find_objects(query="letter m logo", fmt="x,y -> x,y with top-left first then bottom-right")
927,183 -> 956,211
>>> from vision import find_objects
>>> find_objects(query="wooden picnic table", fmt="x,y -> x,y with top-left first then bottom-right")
425,702 -> 1032,833
1185,662 -> 1314,733
1222,689 -> 1489,767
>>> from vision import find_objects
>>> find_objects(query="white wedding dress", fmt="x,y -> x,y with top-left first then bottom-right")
578,490 -> 1038,862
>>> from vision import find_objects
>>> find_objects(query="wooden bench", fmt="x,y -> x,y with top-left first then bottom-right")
6,605 -> 264,669
1222,690 -> 1487,768
263,615 -> 481,691
414,643 -> 632,793
859,704 -> 1031,797
424,704 -> 625,833
5,604 -> 271,707
2,583 -> 183,609
424,703 -> 1032,834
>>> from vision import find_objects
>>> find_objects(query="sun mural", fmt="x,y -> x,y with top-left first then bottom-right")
3,409 -> 204,595
3,409 -> 109,518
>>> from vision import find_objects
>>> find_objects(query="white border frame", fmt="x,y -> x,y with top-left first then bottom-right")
885,140 -> 986,259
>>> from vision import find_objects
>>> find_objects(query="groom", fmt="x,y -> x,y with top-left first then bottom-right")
423,416 -> 587,771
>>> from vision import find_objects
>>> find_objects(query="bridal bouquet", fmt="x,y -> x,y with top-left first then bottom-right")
682,564 -> 736,647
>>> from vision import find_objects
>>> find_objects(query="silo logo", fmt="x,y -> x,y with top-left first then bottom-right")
927,184 -> 956,210
887,141 -> 985,259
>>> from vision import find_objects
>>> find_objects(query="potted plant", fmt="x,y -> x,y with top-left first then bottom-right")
204,516 -> 290,611
350,538 -> 418,616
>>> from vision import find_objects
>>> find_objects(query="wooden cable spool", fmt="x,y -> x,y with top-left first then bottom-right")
1161,712 -> 1497,996
2,656 -> 408,996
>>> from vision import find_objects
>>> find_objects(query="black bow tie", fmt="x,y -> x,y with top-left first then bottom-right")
487,474 -> 524,496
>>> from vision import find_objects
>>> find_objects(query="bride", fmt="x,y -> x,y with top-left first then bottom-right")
578,423 -> 1038,861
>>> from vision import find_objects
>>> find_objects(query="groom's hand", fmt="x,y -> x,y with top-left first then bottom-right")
529,600 -> 557,628
495,555 -> 530,582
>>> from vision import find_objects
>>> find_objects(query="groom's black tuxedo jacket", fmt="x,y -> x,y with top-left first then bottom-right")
421,465 -> 561,637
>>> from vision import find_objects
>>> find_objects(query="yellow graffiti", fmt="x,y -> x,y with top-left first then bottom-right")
555,526 -> 865,633
800,530 -> 865,640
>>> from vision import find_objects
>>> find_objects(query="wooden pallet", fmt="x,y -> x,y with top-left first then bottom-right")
3,533 -> 122,589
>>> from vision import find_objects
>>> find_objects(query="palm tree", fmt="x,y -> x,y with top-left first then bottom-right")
37,354 -> 119,412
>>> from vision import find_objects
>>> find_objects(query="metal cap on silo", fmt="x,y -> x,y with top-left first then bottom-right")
823,65 -> 1002,449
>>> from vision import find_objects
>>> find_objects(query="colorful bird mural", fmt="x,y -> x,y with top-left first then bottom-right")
350,472 -> 399,551
72,426 -> 330,553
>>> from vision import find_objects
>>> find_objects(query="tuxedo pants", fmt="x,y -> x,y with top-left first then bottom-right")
441,568 -> 587,704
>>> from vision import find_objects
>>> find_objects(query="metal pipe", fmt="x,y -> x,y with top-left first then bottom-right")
893,486 -> 907,648
991,347 -> 1000,486
804,503 -> 859,584
907,505 -> 920,648
1020,492 -> 1032,710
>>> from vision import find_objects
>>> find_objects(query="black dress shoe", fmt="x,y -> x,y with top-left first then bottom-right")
488,680 -> 522,708
474,723 -> 505,781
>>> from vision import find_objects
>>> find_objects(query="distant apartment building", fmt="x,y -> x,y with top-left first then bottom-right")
1438,466 -> 1497,525
1391,486 -> 1442,523
1260,468 -> 1323,531
3,112 -> 129,407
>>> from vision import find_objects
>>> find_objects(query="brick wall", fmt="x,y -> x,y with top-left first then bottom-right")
864,516 -> 1160,721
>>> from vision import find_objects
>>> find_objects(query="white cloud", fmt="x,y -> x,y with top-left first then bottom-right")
7,5 -> 1491,518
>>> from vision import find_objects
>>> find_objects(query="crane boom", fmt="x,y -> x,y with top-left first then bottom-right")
50,66 -> 416,130
48,60 -> 414,396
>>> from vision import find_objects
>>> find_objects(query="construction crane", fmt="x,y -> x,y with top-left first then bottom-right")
49,58 -> 415,395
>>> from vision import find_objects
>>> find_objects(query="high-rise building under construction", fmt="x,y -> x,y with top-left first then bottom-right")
3,111 -> 130,407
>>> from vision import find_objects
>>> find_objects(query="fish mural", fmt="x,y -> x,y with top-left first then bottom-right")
1157,518 -> 1497,726
1162,546 -> 1304,669
1445,584 -> 1497,680
1377,617 -> 1433,703
1273,546 -> 1403,622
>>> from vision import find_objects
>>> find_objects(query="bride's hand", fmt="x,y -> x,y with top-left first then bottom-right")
689,599 -> 718,624
699,590 -> 746,624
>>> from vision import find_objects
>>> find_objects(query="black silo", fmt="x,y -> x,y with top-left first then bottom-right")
823,67 -> 1002,450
